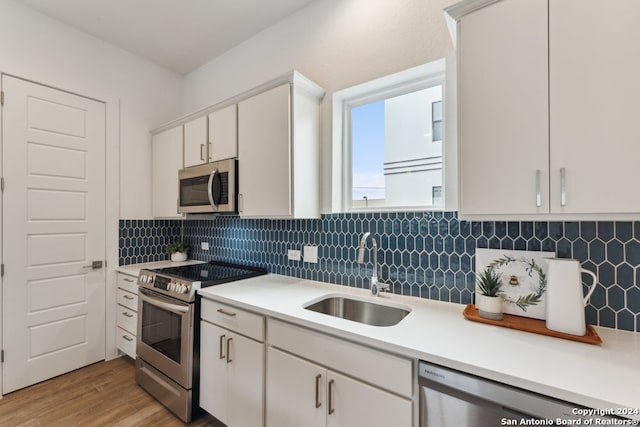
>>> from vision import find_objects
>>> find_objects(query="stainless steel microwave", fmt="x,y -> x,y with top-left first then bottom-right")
178,159 -> 237,214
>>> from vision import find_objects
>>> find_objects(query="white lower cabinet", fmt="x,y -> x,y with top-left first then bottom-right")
115,272 -> 138,358
200,300 -> 265,426
266,319 -> 414,427
267,347 -> 412,427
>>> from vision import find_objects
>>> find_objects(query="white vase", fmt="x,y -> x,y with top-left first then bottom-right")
476,294 -> 503,320
171,251 -> 187,262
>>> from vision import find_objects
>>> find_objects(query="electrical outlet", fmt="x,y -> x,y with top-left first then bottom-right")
287,249 -> 301,261
201,242 -> 210,251
304,245 -> 318,263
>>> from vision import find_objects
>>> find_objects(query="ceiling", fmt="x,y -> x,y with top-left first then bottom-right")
14,0 -> 318,75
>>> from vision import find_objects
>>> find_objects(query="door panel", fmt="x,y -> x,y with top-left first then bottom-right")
2,75 -> 106,394
549,0 -> 640,213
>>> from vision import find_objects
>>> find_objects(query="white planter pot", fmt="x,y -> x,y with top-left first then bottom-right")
171,251 -> 188,262
476,294 -> 503,320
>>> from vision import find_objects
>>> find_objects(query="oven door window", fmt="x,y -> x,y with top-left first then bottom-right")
141,301 -> 183,364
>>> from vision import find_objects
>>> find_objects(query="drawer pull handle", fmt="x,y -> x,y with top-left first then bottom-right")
123,295 -> 134,300
315,374 -> 322,408
123,278 -> 134,282
217,308 -> 236,317
328,379 -> 335,415
219,334 -> 226,359
122,335 -> 133,342
122,312 -> 134,318
226,337 -> 233,364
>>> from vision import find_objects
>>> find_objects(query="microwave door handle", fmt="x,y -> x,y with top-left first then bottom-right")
139,291 -> 189,314
208,168 -> 219,208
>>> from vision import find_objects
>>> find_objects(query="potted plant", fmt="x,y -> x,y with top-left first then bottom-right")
476,267 -> 504,320
167,242 -> 190,262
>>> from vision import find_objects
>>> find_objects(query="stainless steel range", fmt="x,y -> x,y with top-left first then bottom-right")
136,261 -> 267,422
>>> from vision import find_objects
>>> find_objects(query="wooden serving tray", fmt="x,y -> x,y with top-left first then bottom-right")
463,304 -> 602,345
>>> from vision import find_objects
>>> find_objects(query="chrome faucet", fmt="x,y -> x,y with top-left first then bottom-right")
357,232 -> 390,296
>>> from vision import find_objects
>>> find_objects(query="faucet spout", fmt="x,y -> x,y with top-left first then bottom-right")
358,232 -> 389,296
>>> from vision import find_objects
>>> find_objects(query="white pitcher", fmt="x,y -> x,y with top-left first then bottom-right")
545,258 -> 597,336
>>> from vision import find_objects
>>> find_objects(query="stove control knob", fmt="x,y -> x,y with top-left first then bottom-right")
168,282 -> 175,292
180,284 -> 188,293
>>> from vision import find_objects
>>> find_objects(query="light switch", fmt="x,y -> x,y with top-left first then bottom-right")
201,242 -> 210,250
304,245 -> 318,264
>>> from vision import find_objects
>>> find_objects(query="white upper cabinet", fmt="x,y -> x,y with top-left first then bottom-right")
548,0 -> 640,214
183,115 -> 208,168
208,104 -> 237,162
451,0 -> 640,216
151,126 -> 183,218
238,74 -> 324,218
456,0 -> 548,215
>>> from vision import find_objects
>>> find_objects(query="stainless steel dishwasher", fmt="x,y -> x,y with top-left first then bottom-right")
419,360 -> 623,426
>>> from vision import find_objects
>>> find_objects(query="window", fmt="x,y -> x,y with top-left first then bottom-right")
333,59 -> 446,211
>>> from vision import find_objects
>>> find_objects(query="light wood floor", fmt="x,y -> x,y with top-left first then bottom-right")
0,356 -> 219,427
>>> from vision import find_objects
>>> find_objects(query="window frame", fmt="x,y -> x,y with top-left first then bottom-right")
332,59 -> 447,213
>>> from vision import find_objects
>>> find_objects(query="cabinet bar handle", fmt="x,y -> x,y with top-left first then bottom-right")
209,142 -> 213,161
122,312 -> 133,318
200,144 -> 205,161
315,374 -> 322,408
535,169 -> 541,207
226,337 -> 233,363
123,295 -> 134,300
219,334 -> 226,359
122,335 -> 133,342
328,379 -> 335,415
560,168 -> 567,207
217,308 -> 237,317
123,278 -> 134,282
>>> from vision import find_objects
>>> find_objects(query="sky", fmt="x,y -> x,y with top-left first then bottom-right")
351,100 -> 385,200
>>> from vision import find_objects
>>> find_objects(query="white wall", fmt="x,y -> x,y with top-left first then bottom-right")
182,0 -> 457,212
0,0 -> 184,362
0,0 -> 184,219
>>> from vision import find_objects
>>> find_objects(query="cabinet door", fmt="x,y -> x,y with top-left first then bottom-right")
266,347 -> 325,427
326,371 -> 412,427
238,84 -> 292,218
184,116 -> 208,168
209,104 -> 237,162
199,321 -> 228,424
458,0 -> 549,215
151,126 -> 183,218
549,0 -> 640,213
227,332 -> 264,427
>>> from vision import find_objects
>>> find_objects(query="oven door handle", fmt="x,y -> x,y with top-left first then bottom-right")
139,290 -> 189,314
207,168 -> 219,208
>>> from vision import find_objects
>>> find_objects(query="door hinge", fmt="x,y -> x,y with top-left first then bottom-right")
1,264 -> 4,277
1,177 -> 4,192
1,350 -> 4,363
1,91 -> 4,106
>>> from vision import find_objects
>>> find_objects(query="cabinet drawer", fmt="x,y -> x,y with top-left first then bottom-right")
116,327 -> 136,359
117,288 -> 138,311
117,305 -> 137,335
201,299 -> 264,342
268,318 -> 413,398
117,273 -> 138,293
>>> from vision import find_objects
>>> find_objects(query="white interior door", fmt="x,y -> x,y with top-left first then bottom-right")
1,75 -> 106,394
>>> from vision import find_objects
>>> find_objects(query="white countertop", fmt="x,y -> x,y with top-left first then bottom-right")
116,259 -> 203,277
199,274 -> 640,420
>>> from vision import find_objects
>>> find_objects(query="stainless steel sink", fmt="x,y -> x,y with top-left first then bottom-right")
304,296 -> 410,327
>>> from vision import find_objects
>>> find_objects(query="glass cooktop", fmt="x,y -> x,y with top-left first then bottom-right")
153,260 -> 267,287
